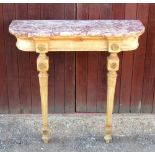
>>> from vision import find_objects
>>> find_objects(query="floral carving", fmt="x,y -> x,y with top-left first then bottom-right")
110,62 -> 117,69
111,44 -> 119,51
37,44 -> 46,52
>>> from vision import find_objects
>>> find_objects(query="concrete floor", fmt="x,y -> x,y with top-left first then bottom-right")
0,113 -> 155,152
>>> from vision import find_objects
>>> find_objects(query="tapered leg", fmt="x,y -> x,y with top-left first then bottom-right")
104,53 -> 119,143
37,53 -> 49,143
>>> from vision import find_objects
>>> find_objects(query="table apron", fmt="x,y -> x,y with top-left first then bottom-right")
16,36 -> 139,52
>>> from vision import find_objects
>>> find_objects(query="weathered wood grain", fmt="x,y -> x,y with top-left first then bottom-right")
0,3 -> 152,114
64,4 -> 76,113
119,4 -> 137,113
28,4 -> 42,113
131,4 -> 149,113
76,4 -> 89,112
3,4 -> 20,113
0,4 -> 9,113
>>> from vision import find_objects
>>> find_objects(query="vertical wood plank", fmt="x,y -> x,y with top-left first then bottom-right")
142,4 -> 155,113
65,3 -> 76,19
112,4 -> 125,19
3,4 -> 20,113
119,4 -> 137,113
76,4 -> 89,112
86,4 -> 100,112
16,4 -> 32,113
54,52 -> 65,113
96,53 -> 107,113
97,4 -> 113,113
0,4 -> 9,113
53,4 -> 65,113
28,4 -> 42,113
111,4 -> 125,113
41,4 -> 65,113
86,49 -> 98,112
130,4 -> 149,113
64,4 -> 76,113
153,80 -> 155,112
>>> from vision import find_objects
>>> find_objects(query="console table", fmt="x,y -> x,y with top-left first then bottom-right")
9,20 -> 145,143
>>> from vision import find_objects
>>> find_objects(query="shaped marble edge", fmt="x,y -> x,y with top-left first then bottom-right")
9,20 -> 145,52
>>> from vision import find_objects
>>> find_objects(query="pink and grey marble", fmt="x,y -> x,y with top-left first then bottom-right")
9,20 -> 145,38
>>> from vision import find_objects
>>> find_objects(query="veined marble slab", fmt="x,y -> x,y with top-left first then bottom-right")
9,20 -> 145,38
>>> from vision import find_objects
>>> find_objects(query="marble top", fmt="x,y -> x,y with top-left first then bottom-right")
9,20 -> 145,38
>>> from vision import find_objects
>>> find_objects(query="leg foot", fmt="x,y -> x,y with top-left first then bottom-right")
42,129 -> 49,143
104,135 -> 112,144
104,126 -> 112,143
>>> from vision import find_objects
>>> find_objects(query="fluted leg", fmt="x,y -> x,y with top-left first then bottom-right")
37,53 -> 49,143
104,53 -> 119,143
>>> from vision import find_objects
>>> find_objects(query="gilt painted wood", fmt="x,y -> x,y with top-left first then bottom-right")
9,19 -> 144,143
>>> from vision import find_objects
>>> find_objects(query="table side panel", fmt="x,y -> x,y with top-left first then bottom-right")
16,36 -> 140,52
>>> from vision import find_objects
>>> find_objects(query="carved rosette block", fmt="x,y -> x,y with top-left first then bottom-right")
104,42 -> 120,143
36,41 -> 49,143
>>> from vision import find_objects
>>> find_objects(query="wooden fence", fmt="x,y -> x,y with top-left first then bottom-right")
0,3 -> 154,113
